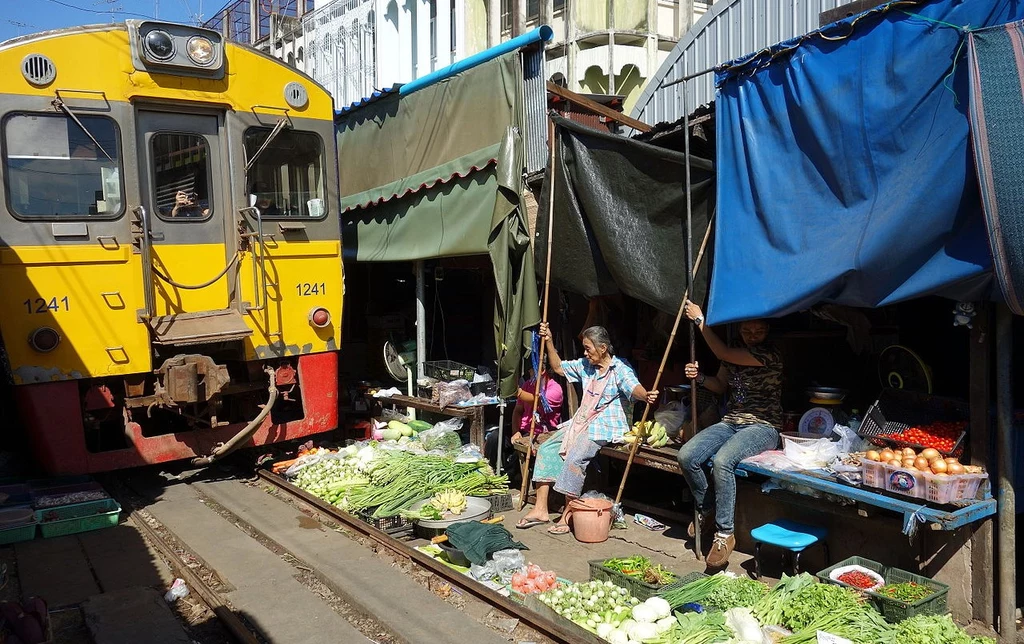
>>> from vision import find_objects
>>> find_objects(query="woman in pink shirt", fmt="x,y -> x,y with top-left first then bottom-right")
510,366 -> 564,444
485,362 -> 564,478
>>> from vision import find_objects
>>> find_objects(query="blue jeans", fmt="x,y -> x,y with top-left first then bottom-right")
676,421 -> 779,533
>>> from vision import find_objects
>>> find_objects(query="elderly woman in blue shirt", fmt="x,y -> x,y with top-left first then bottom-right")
517,323 -> 657,535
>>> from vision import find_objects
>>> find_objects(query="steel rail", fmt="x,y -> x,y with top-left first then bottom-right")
128,509 -> 262,644
255,470 -> 603,644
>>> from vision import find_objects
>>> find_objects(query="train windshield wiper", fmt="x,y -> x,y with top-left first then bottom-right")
244,117 -> 288,173
52,97 -> 115,163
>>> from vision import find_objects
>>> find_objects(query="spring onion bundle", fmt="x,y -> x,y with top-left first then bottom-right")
660,574 -> 730,609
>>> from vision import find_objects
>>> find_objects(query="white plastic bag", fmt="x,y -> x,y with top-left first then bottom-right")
164,578 -> 189,602
654,402 -> 689,438
783,436 -> 841,469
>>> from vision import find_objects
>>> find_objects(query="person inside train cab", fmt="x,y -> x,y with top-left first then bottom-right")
169,190 -> 209,218
250,183 -> 282,216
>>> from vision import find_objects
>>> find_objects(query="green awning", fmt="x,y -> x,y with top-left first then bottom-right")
336,53 -> 539,396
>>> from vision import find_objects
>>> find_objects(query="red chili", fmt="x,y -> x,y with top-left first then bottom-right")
837,571 -> 878,589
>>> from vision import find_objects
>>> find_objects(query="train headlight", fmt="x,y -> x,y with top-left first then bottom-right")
144,30 -> 175,61
28,327 -> 60,353
308,307 -> 331,329
186,36 -> 215,66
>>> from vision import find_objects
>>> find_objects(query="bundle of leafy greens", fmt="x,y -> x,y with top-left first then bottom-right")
892,614 -> 995,644
702,577 -> 769,610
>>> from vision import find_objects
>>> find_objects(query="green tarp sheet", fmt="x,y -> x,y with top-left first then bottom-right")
337,53 -> 538,397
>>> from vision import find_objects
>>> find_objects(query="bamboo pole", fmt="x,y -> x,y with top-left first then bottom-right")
683,83 -> 700,447
518,116 -> 558,512
613,212 -> 715,505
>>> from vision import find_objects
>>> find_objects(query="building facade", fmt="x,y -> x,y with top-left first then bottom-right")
207,0 -> 714,113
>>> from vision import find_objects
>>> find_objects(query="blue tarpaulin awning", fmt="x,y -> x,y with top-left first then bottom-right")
707,0 -> 1024,325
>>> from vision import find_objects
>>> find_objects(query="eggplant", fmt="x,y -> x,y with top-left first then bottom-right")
22,597 -> 46,630
0,601 -> 23,626
12,612 -> 45,644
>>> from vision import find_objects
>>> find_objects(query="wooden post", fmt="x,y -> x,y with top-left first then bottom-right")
613,214 -> 715,505
518,116 -> 558,511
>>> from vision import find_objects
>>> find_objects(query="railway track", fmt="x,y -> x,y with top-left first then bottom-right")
110,466 -> 599,644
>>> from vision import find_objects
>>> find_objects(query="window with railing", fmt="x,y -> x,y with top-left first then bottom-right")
430,0 -> 437,71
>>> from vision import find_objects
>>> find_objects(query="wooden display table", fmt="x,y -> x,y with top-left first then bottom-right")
383,395 -> 487,447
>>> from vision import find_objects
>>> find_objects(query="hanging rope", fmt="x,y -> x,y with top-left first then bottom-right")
153,253 -> 241,290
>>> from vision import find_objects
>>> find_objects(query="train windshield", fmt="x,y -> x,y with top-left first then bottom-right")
2,114 -> 123,218
244,128 -> 325,218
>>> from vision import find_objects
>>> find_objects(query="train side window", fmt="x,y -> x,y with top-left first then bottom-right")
2,113 -> 123,219
151,133 -> 213,220
244,128 -> 326,218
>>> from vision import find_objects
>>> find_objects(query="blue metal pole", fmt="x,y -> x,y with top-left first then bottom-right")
399,25 -> 553,96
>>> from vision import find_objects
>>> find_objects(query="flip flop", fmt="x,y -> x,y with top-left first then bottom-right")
515,518 -> 551,530
547,524 -> 571,536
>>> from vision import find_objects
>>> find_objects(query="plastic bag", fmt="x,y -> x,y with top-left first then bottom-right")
783,436 -> 841,469
580,491 -> 625,528
654,402 -> 689,439
283,452 -> 324,477
492,549 -> 526,584
455,443 -> 485,463
381,408 -> 411,423
419,421 -> 463,453
437,379 -> 472,409
164,578 -> 189,602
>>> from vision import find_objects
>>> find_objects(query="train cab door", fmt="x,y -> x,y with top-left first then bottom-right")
135,109 -> 252,347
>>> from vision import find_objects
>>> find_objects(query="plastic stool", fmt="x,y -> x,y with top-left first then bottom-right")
750,519 -> 830,579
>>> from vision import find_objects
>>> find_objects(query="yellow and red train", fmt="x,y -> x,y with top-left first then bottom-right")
0,21 -> 343,473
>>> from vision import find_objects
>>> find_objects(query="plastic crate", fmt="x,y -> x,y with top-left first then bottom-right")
861,460 -> 887,489
588,559 -> 693,601
35,499 -> 120,538
484,492 -> 513,513
423,360 -> 476,383
858,390 -> 968,457
817,556 -> 887,591
867,568 -> 949,623
883,463 -> 927,499
0,521 -> 36,545
31,482 -> 108,509
921,471 -> 988,504
358,510 -> 412,535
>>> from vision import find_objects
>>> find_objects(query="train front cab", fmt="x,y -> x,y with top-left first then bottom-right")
0,21 -> 342,473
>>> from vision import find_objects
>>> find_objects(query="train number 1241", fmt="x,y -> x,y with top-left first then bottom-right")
296,283 -> 326,296
24,297 -> 70,314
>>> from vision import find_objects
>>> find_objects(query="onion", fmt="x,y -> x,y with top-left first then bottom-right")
947,462 -> 965,475
880,449 -> 896,462
914,456 -> 930,470
888,459 -> 903,466
945,457 -> 959,464
921,448 -> 941,462
931,459 -> 948,474
902,447 -> 917,457
866,450 -> 880,462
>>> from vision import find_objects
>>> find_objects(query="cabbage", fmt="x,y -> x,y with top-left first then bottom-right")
627,621 -> 659,641
631,603 -> 657,624
644,596 -> 671,620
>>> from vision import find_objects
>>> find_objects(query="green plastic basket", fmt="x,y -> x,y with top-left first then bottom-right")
35,499 -> 120,538
816,556 -> 887,591
588,559 -> 696,601
0,521 -> 36,545
867,568 -> 949,623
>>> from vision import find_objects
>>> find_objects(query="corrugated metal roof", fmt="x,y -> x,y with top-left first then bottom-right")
335,84 -> 403,119
630,0 -> 862,125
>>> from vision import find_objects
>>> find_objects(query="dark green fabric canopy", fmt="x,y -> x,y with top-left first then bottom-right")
337,53 -> 539,396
